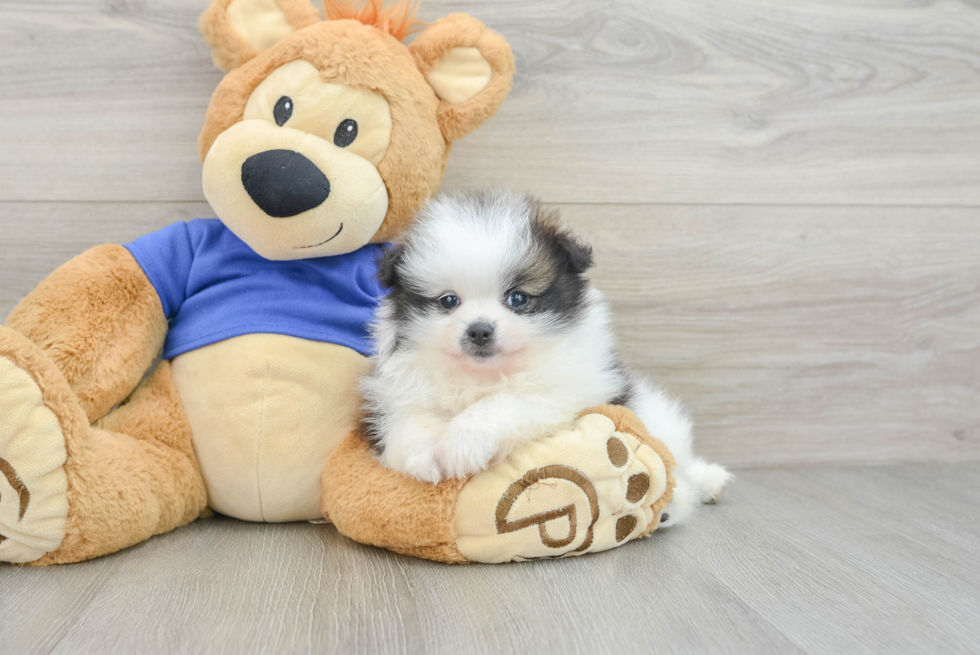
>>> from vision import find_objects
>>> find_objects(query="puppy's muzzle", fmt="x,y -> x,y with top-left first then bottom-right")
241,149 -> 331,218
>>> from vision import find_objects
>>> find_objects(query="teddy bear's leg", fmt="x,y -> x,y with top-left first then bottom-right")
5,244 -> 168,423
73,361 -> 208,563
0,327 -> 206,565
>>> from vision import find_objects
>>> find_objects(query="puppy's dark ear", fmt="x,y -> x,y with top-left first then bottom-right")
555,230 -> 594,274
378,243 -> 406,288
530,200 -> 595,274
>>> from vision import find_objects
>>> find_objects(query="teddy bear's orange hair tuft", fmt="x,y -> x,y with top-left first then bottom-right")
324,0 -> 423,42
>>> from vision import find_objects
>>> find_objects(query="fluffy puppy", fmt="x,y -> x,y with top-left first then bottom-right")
362,189 -> 731,526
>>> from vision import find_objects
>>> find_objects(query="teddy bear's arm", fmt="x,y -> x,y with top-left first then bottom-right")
6,244 -> 167,423
322,405 -> 676,564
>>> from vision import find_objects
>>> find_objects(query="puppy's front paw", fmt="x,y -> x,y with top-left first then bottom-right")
435,423 -> 500,480
380,449 -> 444,484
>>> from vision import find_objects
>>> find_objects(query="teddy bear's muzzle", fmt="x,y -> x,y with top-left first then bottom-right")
202,119 -> 389,261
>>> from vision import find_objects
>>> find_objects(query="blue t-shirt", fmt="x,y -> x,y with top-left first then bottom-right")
124,219 -> 386,360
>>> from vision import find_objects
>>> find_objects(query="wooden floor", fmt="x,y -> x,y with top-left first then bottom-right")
2,463 -> 979,654
1,0 -> 979,652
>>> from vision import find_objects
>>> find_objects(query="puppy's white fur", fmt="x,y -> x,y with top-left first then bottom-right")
363,190 -> 731,527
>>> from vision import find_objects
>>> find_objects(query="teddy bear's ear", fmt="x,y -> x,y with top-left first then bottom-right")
409,14 -> 515,143
200,0 -> 321,71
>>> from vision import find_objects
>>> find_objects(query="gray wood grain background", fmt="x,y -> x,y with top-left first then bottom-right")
2,0 -> 977,467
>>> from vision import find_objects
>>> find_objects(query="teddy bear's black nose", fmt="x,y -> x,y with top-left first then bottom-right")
241,150 -> 330,218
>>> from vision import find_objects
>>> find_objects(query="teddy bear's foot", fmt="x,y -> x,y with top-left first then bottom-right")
0,327 -> 71,564
453,409 -> 675,562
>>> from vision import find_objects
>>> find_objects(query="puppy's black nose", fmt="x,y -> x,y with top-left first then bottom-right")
241,149 -> 330,218
467,321 -> 495,346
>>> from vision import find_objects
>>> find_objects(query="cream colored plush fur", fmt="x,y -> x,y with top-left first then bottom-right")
0,355 -> 69,563
172,335 -> 371,522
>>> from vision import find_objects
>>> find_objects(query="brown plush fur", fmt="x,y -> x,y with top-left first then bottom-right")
200,0 -> 322,72
0,328 -> 207,566
321,405 -> 675,563
6,245 -> 168,424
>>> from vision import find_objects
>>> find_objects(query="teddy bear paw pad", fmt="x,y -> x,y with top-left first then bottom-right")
453,413 -> 670,563
0,340 -> 69,564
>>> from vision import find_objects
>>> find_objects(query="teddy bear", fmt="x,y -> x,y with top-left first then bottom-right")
0,0 -> 675,566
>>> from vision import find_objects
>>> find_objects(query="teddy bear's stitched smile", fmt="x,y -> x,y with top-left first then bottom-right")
296,223 -> 344,249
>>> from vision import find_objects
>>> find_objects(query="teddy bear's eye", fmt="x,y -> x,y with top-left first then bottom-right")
273,96 -> 293,126
334,119 -> 358,147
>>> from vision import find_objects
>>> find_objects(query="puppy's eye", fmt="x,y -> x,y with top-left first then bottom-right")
506,290 -> 529,310
273,96 -> 293,126
334,119 -> 358,147
439,294 -> 460,310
